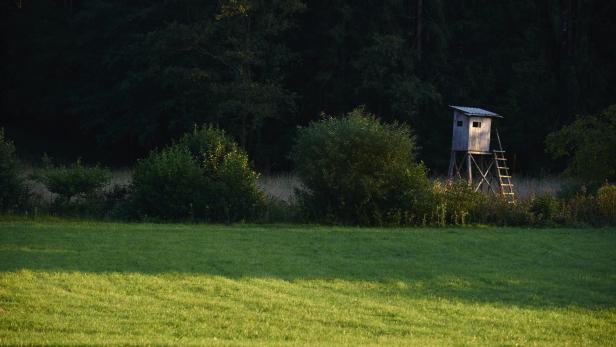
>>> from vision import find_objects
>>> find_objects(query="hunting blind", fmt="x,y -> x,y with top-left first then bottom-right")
447,106 -> 515,201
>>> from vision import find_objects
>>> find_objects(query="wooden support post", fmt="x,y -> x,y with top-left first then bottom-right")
467,153 -> 472,186
447,151 -> 455,179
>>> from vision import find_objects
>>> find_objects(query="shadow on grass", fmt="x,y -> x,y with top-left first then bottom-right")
1,222 -> 615,309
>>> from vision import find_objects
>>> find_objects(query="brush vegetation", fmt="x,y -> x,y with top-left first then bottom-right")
0,129 -> 26,213
132,125 -> 264,222
292,108 -> 432,225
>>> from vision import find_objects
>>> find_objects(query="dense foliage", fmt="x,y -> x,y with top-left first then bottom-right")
132,145 -> 204,220
0,128 -> 26,212
4,123 -> 615,227
34,160 -> 111,204
292,108 -> 433,225
180,125 -> 264,222
430,181 -> 616,227
431,180 -> 486,226
546,105 -> 616,187
132,126 -> 264,222
597,184 -> 616,224
529,194 -> 562,224
2,119 -> 614,226
32,159 -> 111,215
2,1 -> 615,173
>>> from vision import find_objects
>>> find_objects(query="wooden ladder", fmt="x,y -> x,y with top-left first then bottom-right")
494,129 -> 515,202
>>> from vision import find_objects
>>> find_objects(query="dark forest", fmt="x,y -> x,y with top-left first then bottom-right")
2,0 -> 616,174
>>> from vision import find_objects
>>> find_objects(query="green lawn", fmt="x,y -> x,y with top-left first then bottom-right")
0,222 -> 615,346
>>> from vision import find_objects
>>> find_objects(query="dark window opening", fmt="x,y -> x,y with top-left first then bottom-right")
472,121 -> 481,128
457,121 -> 463,127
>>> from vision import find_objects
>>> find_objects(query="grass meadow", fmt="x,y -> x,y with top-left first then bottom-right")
1,221 -> 615,345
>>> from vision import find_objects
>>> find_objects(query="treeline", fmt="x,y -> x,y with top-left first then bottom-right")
1,112 -> 615,226
2,1 -> 616,173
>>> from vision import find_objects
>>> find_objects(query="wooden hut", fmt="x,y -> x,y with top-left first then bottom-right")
447,106 -> 515,201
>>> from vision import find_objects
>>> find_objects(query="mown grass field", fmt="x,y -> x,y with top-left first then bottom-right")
0,221 -> 615,346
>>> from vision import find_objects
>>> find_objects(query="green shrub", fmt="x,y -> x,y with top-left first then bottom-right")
259,197 -> 300,223
479,197 -> 533,226
132,144 -> 205,220
179,124 -> 237,162
35,159 -> 111,204
101,184 -> 134,220
597,183 -> 616,224
291,107 -> 433,226
132,125 -> 264,222
546,104 -> 616,189
33,159 -> 111,214
431,180 -> 533,227
0,128 -> 27,212
432,179 -> 485,226
559,187 -> 599,226
530,193 -> 561,224
205,147 -> 264,222
182,125 -> 264,222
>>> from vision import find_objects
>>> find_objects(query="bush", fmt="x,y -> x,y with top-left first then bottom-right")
478,185 -> 615,227
33,159 -> 111,214
132,125 -> 264,222
432,179 -> 485,226
179,124 -> 237,162
479,197 -> 533,226
181,125 -> 264,222
259,197 -> 300,223
530,193 -> 561,224
99,184 -> 132,220
430,180 -> 533,227
0,128 -> 27,212
546,105 -> 616,189
132,145 -> 204,220
291,107 -> 433,226
597,183 -> 616,224
559,187 -> 599,226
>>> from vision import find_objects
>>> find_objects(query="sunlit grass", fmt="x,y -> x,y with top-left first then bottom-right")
0,222 -> 615,345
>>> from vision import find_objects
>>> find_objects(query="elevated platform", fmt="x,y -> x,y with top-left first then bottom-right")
452,150 -> 493,155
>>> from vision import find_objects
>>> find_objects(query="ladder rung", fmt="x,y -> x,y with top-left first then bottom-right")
503,192 -> 515,195
497,166 -> 509,169
493,150 -> 506,153
501,183 -> 514,186
496,158 -> 507,161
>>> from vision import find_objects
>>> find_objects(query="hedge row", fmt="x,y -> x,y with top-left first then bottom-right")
1,109 -> 615,226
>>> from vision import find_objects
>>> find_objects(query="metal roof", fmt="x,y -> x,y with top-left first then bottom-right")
449,105 -> 502,118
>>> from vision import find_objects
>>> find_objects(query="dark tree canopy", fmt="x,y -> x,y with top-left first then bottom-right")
546,105 -> 616,187
2,0 -> 615,173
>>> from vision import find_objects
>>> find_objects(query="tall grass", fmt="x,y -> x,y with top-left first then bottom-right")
257,173 -> 303,204
21,168 -> 563,205
258,175 -> 565,204
513,176 -> 562,199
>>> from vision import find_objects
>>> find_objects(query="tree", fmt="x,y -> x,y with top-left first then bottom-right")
546,105 -> 616,187
2,1 -> 616,174
80,0 -> 304,167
